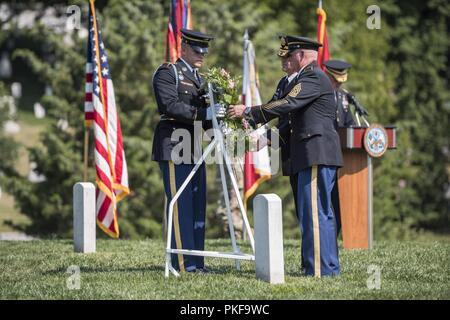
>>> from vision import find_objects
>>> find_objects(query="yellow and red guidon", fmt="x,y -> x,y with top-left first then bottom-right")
317,6 -> 330,70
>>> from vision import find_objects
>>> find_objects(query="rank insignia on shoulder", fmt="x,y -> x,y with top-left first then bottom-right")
182,67 -> 187,72
288,83 -> 302,97
179,75 -> 184,80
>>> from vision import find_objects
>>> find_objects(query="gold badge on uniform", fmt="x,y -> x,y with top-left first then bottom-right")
288,83 -> 302,97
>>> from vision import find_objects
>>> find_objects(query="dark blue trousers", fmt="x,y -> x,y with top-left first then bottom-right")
331,177 -> 342,235
159,161 -> 206,272
297,165 -> 340,277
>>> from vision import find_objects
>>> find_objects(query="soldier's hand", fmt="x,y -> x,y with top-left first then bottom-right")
228,104 -> 246,118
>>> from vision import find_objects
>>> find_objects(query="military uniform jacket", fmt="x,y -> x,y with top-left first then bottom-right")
335,88 -> 356,128
151,59 -> 210,162
250,61 -> 343,174
266,76 -> 298,176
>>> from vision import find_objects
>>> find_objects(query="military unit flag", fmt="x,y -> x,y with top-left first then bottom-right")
242,31 -> 271,208
166,0 -> 193,63
317,4 -> 330,70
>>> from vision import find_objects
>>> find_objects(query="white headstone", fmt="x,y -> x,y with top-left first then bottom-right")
254,194 -> 285,284
27,162 -> 46,183
0,52 -> 12,79
45,85 -> 53,96
11,82 -> 22,99
4,120 -> 20,134
33,102 -> 46,119
73,182 -> 96,253
57,118 -> 69,131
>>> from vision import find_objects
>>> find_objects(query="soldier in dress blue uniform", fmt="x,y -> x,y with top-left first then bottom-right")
152,29 -> 224,273
323,60 -> 371,235
229,36 -> 343,277
323,60 -> 356,128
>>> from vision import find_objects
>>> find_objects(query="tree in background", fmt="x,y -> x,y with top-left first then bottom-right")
380,0 -> 450,236
0,83 -> 19,179
3,0 -> 167,238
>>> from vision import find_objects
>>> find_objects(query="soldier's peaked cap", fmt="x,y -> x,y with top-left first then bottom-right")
279,35 -> 322,56
323,60 -> 352,83
181,28 -> 215,54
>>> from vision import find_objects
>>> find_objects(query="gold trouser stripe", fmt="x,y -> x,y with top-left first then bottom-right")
168,161 -> 185,272
311,165 -> 321,278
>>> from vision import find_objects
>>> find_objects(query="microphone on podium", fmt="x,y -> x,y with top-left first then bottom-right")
347,93 -> 369,117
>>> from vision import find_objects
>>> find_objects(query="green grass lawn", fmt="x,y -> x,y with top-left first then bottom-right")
0,239 -> 449,300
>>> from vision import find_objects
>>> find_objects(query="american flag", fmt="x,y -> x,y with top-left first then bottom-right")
85,1 -> 129,238
166,0 -> 192,63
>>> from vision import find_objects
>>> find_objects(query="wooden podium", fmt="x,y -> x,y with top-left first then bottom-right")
337,126 -> 396,249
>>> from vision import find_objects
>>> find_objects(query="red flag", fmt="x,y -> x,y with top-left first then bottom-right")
86,0 -> 130,238
166,0 -> 192,63
317,6 -> 330,70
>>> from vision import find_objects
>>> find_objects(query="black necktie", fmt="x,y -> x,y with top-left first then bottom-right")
194,69 -> 200,83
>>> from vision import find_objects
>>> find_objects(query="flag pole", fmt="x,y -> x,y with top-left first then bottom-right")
89,0 -> 116,182
318,0 -> 323,9
83,0 -> 96,182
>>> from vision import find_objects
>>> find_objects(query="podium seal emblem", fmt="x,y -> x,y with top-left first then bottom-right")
364,124 -> 388,158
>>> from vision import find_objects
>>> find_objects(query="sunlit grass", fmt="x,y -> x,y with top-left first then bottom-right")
0,239 -> 448,299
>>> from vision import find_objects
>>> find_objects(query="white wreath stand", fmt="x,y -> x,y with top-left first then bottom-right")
164,83 -> 255,278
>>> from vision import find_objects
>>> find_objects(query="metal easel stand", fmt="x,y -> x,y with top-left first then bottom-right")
164,83 -> 255,278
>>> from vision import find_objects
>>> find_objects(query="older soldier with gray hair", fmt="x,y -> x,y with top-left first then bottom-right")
229,36 -> 343,277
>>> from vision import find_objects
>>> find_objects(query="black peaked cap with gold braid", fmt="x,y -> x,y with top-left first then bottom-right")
323,59 -> 352,83
278,35 -> 322,57
181,28 -> 215,54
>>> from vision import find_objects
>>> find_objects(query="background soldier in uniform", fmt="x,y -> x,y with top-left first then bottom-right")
323,59 -> 370,234
229,36 -> 343,277
152,29 -> 224,273
323,59 -> 369,128
271,37 -> 300,211
259,37 -> 300,216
